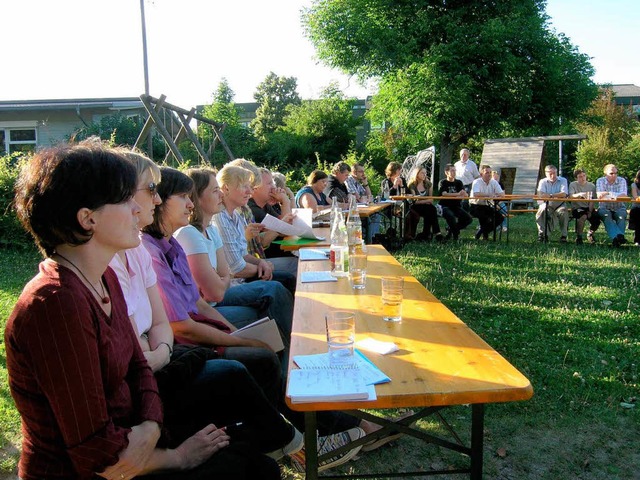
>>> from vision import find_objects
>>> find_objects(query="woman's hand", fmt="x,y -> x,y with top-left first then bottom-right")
100,421 -> 160,479
174,424 -> 229,470
257,259 -> 273,281
143,346 -> 171,373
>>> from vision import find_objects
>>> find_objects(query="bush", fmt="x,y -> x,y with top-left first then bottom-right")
0,153 -> 31,249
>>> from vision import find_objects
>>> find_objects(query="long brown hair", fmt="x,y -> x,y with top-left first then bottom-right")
186,167 -> 217,231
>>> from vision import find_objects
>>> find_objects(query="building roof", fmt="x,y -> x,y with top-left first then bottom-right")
0,97 -> 143,112
607,84 -> 640,98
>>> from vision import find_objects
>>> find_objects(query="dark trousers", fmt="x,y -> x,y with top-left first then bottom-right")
165,359 -> 292,453
405,203 -> 440,238
629,207 -> 640,242
142,442 -> 281,480
470,204 -> 504,236
441,206 -> 473,236
153,358 -> 288,480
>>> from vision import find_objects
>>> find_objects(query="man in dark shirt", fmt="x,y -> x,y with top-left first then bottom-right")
438,163 -> 473,240
249,168 -> 292,222
249,167 -> 296,259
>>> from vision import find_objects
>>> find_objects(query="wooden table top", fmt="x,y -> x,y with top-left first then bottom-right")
286,244 -> 533,411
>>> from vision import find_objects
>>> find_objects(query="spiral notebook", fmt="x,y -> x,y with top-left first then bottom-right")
287,369 -> 373,403
293,350 -> 390,385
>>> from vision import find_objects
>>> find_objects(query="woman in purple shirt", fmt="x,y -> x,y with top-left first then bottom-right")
140,167 -> 284,407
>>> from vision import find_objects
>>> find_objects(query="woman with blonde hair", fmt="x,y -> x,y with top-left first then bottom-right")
406,166 -> 443,241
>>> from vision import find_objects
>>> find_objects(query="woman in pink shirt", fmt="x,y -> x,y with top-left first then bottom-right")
5,141 -> 276,479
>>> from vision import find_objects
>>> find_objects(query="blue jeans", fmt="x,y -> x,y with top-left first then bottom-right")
598,206 -> 627,239
364,213 -> 382,243
218,280 -> 293,342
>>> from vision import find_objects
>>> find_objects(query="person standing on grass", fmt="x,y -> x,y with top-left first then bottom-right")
535,165 -> 569,243
569,168 -> 600,245
470,165 -> 504,240
596,163 -> 629,247
438,163 -> 472,240
454,148 -> 480,211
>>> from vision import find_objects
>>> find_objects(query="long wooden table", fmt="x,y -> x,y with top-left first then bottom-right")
287,245 -> 533,479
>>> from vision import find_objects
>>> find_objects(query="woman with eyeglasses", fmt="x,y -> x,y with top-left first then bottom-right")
5,141 -> 280,479
110,151 -> 302,473
175,167 -> 293,347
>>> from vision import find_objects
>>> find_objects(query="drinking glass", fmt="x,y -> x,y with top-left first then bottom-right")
381,276 -> 404,322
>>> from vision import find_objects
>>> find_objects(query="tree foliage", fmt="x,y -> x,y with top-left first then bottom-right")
198,78 -> 258,166
304,0 -> 598,168
251,72 -> 301,138
280,83 -> 361,163
72,113 -> 166,160
201,78 -> 240,126
575,89 -> 640,182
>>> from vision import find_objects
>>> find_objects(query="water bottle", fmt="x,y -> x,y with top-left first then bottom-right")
346,195 -> 363,248
329,209 -> 349,277
383,182 -> 390,201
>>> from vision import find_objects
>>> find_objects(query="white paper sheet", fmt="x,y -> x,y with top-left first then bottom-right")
260,212 -> 325,240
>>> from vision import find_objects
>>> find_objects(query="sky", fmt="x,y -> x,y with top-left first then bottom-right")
1,0 -> 638,108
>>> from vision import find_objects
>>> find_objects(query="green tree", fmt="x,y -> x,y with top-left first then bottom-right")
279,83 -> 361,163
251,72 -> 301,138
201,78 -> 241,126
575,89 -> 640,182
199,79 -> 259,167
72,113 -> 166,160
304,0 -> 598,170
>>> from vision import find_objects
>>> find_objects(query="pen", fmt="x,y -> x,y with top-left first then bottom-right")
221,421 -> 243,429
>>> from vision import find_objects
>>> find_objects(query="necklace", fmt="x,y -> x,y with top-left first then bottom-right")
54,253 -> 110,304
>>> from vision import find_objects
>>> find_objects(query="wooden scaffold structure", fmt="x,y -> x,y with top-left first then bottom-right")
134,93 -> 235,165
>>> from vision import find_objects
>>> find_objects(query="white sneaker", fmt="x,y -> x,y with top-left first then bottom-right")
266,426 -> 304,460
502,225 -> 508,232
290,427 -> 365,473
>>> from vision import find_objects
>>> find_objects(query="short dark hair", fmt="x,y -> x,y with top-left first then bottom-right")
14,140 -> 136,257
143,167 -> 194,239
574,168 -> 585,177
332,161 -> 351,175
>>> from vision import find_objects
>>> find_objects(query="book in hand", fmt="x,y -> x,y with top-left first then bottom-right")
230,317 -> 284,352
287,369 -> 372,403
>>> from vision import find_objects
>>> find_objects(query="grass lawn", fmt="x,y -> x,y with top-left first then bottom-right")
1,215 -> 639,479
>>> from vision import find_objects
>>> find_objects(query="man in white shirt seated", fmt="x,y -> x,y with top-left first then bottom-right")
536,165 -> 569,243
469,165 -> 504,240
595,163 -> 628,247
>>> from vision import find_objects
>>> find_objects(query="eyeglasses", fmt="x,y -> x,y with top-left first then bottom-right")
138,182 -> 158,195
607,172 -> 618,175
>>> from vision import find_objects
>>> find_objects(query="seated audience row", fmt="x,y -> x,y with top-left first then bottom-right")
7,141 -> 406,479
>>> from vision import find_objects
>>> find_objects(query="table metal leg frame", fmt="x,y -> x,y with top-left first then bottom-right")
302,404 -> 485,479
